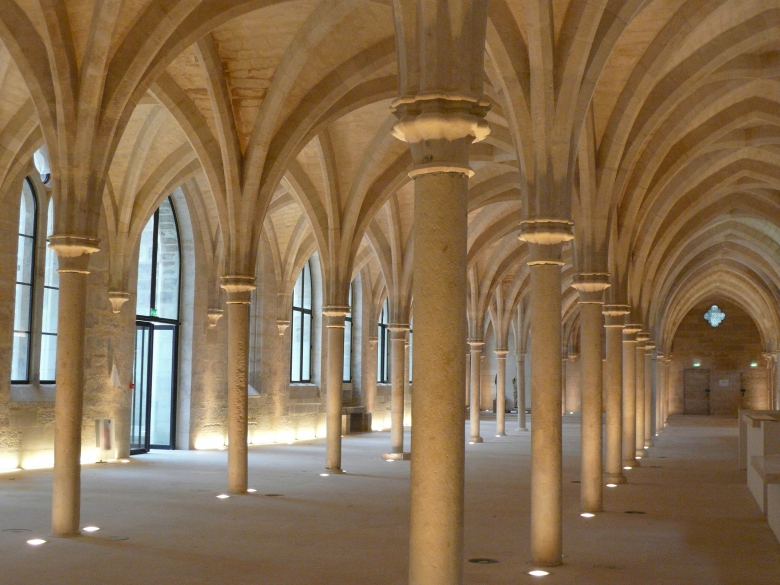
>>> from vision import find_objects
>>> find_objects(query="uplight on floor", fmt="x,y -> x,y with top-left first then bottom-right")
606,483 -> 617,488
247,488 -> 257,493
624,466 -> 632,470
216,494 -> 230,499
528,570 -> 550,577
27,539 -> 46,546
581,513 -> 595,518
82,526 -> 100,532
320,473 -> 329,477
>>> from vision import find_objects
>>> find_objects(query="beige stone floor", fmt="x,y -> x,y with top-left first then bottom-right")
0,414 -> 778,585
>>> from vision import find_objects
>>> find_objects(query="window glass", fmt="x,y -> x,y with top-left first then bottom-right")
290,261 -> 313,382
136,198 -> 180,320
377,298 -> 389,383
343,284 -> 353,382
12,180 -> 36,383
408,318 -> 413,383
40,198 -> 59,382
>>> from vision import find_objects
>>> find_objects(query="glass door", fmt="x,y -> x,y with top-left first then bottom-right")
131,323 -> 152,453
131,322 -> 178,454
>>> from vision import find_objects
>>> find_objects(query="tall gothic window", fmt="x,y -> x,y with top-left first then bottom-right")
39,198 -> 59,383
377,298 -> 389,383
136,198 -> 181,320
290,260 -> 313,383
12,180 -> 37,383
343,283 -> 353,383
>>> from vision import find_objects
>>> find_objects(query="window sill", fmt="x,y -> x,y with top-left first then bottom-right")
11,383 -> 56,402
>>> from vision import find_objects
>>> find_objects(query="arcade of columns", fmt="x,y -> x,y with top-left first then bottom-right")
1,0 -> 780,583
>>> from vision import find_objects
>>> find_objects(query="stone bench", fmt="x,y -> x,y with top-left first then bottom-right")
750,455 -> 780,542
738,410 -> 780,469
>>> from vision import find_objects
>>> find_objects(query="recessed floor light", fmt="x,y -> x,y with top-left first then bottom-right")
386,459 -> 394,463
320,473 -> 330,477
247,488 -> 257,493
623,466 -> 632,470
644,446 -> 649,449
581,513 -> 595,518
82,526 -> 100,532
528,569 -> 550,577
216,494 -> 230,499
606,483 -> 617,488
496,435 -> 501,437
27,539 -> 46,546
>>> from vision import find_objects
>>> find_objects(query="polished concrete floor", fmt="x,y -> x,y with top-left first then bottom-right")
1,414 -> 778,584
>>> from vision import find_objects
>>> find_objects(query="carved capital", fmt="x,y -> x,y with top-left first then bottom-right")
636,332 -> 650,343
108,291 -> 131,314
624,323 -> 643,334
572,273 -> 610,302
518,219 -> 574,246
392,96 -> 490,177
277,320 -> 290,336
221,275 -> 256,304
495,349 -> 509,358
467,339 -> 484,350
368,336 -> 379,348
207,308 -> 224,328
49,235 -> 100,273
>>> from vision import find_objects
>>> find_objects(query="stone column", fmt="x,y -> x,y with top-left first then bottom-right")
654,354 -> 663,436
644,343 -> 655,447
495,350 -> 508,436
404,339 -> 411,426
323,306 -> 350,471
663,357 -> 672,427
468,341 -> 484,443
603,305 -> 629,484
393,96 -> 489,585
635,333 -> 648,459
465,352 -> 471,406
516,352 -> 528,431
561,357 -> 568,414
385,324 -> 410,460
49,236 -> 99,536
519,220 -> 573,567
572,274 -> 610,513
774,352 -> 780,410
622,325 -> 641,467
366,336 -> 378,415
221,276 -> 256,494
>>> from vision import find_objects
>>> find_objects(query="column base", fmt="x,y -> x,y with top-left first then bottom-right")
517,427 -> 529,432
495,432 -> 507,437
604,473 -> 628,485
623,459 -> 640,468
325,467 -> 346,474
382,452 -> 411,461
635,449 -> 645,458
468,436 -> 483,444
645,439 -> 653,447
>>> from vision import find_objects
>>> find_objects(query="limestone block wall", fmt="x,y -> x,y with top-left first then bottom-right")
669,298 -> 769,414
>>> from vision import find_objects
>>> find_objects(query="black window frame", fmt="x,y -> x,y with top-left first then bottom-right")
377,298 -> 389,383
290,260 -> 313,383
11,178 -> 38,384
342,283 -> 353,383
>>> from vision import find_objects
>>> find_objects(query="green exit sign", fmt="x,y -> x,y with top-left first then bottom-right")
150,308 -> 158,317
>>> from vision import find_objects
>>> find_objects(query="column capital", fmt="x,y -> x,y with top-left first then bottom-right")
369,336 -> 378,348
495,349 -> 509,357
221,275 -> 256,304
572,273 -> 610,303
518,219 -> 574,248
207,308 -> 224,328
467,339 -> 484,349
636,332 -> 650,344
624,323 -> 642,334
323,305 -> 351,318
49,235 -> 100,273
391,95 -> 490,177
276,319 -> 290,336
108,291 -> 131,314
388,322 -> 410,333
645,341 -> 656,352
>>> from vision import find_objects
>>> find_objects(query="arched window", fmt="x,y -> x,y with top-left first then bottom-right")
12,180 -> 37,383
290,260 -> 312,383
343,283 -> 353,383
377,298 -> 389,383
40,198 -> 59,383
131,198 -> 181,453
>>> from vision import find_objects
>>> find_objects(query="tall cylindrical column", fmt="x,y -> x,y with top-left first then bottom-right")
561,357 -> 568,414
50,238 -> 98,536
495,350 -> 508,436
366,337 -> 378,415
644,343 -> 655,447
523,237 -> 568,567
465,352 -> 471,406
572,276 -> 609,514
468,341 -> 484,443
386,325 -> 410,458
517,353 -> 527,431
407,169 -> 470,585
635,333 -> 648,459
603,305 -> 628,484
622,325 -> 640,467
221,276 -> 257,493
403,339 -> 411,426
664,358 -> 671,426
324,307 -> 349,471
